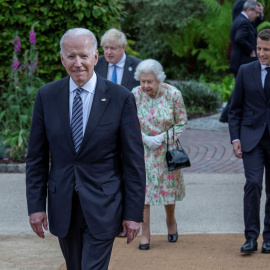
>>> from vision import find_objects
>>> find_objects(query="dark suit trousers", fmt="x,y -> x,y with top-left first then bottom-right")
58,193 -> 114,270
242,129 -> 270,240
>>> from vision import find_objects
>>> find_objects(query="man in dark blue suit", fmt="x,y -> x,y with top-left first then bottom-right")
229,29 -> 270,254
232,0 -> 264,27
94,28 -> 141,91
26,28 -> 146,269
220,0 -> 260,123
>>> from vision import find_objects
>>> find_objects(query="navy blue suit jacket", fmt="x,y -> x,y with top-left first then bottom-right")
94,55 -> 141,91
230,14 -> 258,75
228,61 -> 270,152
26,74 -> 146,240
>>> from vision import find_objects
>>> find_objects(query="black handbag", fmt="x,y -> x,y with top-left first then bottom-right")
166,128 -> 190,171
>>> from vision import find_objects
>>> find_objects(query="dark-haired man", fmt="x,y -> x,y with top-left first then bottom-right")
229,29 -> 270,254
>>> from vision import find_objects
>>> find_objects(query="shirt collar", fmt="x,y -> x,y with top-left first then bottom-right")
69,72 -> 97,94
241,11 -> 249,20
108,52 -> 126,68
261,65 -> 270,71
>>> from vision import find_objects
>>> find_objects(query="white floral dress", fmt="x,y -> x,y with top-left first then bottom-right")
132,83 -> 188,205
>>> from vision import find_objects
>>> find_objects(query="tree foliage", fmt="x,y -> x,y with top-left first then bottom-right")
123,0 -> 233,80
0,0 -> 124,85
122,0 -> 206,79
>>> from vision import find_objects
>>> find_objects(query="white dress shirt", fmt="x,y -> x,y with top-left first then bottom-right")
107,53 -> 126,85
261,65 -> 270,88
69,72 -> 97,135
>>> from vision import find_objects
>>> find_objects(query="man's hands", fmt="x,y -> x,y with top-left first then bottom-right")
29,211 -> 48,238
257,2 -> 264,19
250,50 -> 256,57
233,140 -> 242,159
122,220 -> 140,244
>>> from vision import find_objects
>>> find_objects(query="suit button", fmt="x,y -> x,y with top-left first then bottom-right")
74,161 -> 79,166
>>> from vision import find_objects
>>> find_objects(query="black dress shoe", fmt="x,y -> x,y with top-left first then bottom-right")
168,231 -> 178,242
241,238 -> 257,253
261,240 -> 270,253
139,243 -> 150,250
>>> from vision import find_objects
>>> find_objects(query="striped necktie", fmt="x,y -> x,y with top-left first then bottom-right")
112,65 -> 117,83
71,87 -> 83,152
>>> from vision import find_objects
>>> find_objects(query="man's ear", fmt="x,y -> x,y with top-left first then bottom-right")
94,50 -> 99,65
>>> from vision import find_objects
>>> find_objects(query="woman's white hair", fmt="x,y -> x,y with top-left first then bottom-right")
60,28 -> 97,54
134,59 -> 166,82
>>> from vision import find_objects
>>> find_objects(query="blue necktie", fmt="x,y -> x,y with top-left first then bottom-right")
71,87 -> 83,153
112,65 -> 117,83
264,67 -> 270,102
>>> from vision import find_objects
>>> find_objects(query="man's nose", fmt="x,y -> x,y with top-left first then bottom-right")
74,56 -> 82,66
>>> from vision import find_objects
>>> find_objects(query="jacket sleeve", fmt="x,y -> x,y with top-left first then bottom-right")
26,89 -> 50,215
119,92 -> 146,222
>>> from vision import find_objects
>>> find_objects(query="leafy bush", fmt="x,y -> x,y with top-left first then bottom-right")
257,21 -> 270,33
123,0 -> 232,80
175,81 -> 222,117
0,138 -> 6,160
0,25 -> 43,161
0,0 -> 124,85
199,74 -> 235,101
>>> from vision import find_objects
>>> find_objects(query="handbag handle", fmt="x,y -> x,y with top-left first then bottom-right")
167,127 -> 182,151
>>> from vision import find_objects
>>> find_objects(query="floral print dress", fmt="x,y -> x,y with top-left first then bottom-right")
132,83 -> 188,205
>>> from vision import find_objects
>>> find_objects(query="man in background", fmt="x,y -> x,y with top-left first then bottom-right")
95,28 -> 141,91
232,0 -> 264,26
220,0 -> 261,123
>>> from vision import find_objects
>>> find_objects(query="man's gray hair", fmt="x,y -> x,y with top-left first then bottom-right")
100,28 -> 127,48
243,0 -> 257,11
134,59 -> 166,83
60,28 -> 97,54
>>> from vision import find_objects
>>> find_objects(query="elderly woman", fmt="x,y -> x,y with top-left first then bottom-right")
132,59 -> 187,250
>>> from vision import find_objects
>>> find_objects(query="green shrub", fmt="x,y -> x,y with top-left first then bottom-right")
257,21 -> 270,33
0,25 -> 43,161
200,74 -> 235,101
0,0 -> 124,85
0,138 -> 6,160
175,81 -> 222,117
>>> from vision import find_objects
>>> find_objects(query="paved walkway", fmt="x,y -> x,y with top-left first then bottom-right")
182,113 -> 244,174
1,113 -> 262,270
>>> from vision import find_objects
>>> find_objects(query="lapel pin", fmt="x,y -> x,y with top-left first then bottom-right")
101,98 -> 106,102
128,67 -> 132,71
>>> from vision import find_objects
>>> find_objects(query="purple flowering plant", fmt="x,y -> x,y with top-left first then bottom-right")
1,22 -> 43,161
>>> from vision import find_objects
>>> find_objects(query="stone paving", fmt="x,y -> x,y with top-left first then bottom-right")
0,113 -> 244,174
182,113 -> 244,174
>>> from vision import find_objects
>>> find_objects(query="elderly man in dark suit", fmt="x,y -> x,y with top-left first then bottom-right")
94,28 -> 141,91
26,28 -> 146,269
220,0 -> 261,123
232,0 -> 264,27
229,29 -> 270,254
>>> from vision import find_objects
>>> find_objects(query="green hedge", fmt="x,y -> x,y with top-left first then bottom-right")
0,0 -> 124,84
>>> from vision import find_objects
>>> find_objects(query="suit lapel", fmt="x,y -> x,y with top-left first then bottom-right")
121,55 -> 133,87
252,61 -> 266,102
78,75 -> 111,154
53,77 -> 75,153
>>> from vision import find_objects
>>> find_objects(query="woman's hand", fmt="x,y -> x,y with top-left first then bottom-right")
142,132 -> 165,149
143,135 -> 161,149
